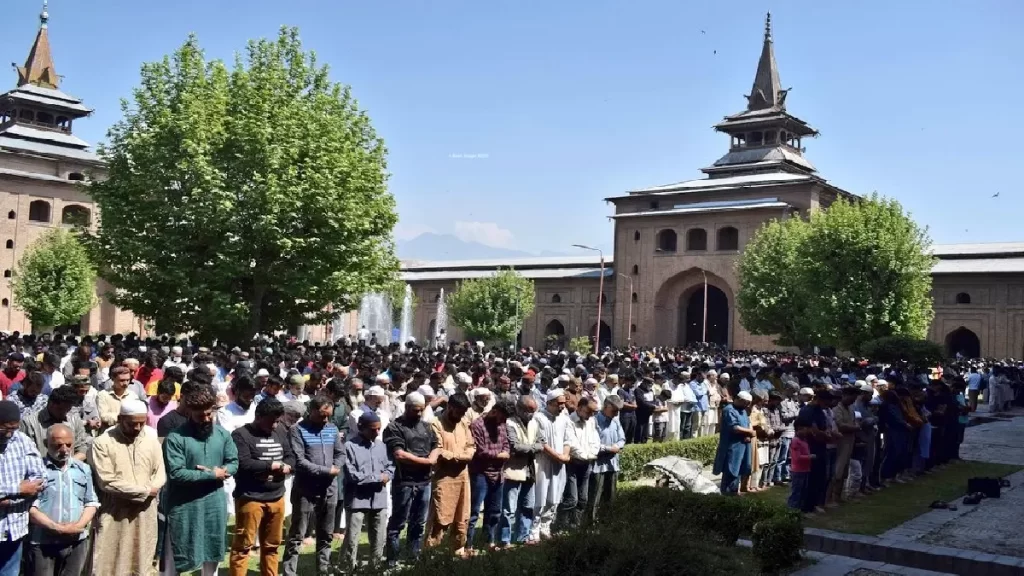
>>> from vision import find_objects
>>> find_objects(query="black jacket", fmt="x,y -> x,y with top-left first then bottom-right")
231,422 -> 296,501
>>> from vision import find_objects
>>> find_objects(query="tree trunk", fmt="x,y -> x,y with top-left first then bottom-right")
248,284 -> 267,342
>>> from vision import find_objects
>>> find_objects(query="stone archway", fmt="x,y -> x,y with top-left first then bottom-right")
589,320 -> 612,350
680,285 -> 729,346
653,268 -> 734,347
945,326 -> 981,359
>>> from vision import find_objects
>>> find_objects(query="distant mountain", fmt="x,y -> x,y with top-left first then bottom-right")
396,233 -> 564,261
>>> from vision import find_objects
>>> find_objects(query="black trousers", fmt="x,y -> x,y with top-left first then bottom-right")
25,539 -> 90,576
620,412 -> 637,445
556,462 -> 591,531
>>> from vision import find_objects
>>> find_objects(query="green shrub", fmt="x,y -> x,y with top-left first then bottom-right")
375,484 -> 798,575
617,436 -> 719,481
752,512 -> 805,574
385,523 -> 757,576
860,335 -> 945,365
605,487 -> 803,573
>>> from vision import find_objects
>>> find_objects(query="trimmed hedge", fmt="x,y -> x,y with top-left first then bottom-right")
381,505 -> 759,576
618,436 -> 719,481
374,484 -> 803,576
606,487 -> 803,573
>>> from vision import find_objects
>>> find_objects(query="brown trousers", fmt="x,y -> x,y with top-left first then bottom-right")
229,496 -> 287,576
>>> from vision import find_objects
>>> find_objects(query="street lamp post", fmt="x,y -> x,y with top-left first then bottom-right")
618,272 -> 633,346
573,244 -> 604,354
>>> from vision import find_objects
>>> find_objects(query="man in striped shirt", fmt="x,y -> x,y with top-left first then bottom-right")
0,399 -> 46,576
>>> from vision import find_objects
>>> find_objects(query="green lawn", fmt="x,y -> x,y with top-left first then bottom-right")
750,460 -> 1022,535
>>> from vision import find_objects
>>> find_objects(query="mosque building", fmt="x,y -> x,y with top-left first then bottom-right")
398,14 -> 1024,358
0,4 -> 143,334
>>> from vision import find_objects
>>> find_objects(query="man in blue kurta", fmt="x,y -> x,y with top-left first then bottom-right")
164,385 -> 239,575
712,391 -> 754,494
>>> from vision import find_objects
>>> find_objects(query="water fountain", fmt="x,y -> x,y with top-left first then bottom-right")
358,293 -> 393,345
398,284 -> 413,350
434,287 -> 448,348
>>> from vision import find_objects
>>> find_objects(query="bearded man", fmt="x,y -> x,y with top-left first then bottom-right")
90,398 -> 165,576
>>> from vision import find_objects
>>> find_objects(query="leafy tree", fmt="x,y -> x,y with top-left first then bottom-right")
736,216 -> 817,348
567,336 -> 592,355
85,28 -> 398,343
737,194 -> 935,352
12,229 -> 97,330
861,336 -> 945,366
448,269 -> 535,343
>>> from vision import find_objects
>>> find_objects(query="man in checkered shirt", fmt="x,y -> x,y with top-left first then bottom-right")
0,399 -> 46,576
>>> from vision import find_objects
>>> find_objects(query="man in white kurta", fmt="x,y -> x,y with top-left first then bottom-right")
530,389 -> 570,541
667,376 -> 697,441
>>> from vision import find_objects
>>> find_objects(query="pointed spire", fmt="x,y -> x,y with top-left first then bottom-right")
745,11 -> 784,111
17,0 -> 59,89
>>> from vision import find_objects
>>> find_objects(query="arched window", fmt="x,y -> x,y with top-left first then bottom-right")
4,240 -> 11,249
67,173 -> 86,182
434,293 -> 442,302
28,200 -> 51,223
61,205 -> 91,226
687,228 -> 708,251
599,293 -> 607,304
633,230 -> 640,242
631,264 -> 639,275
955,292 -> 971,305
656,229 -> 677,252
717,226 -> 739,251
1,299 -> 8,308
36,112 -> 54,126
631,292 -> 638,303
551,293 -> 562,304
630,323 -> 637,333
7,211 -> 15,220
3,270 -> 10,278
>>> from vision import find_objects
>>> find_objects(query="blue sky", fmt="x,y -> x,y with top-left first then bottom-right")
3,0 -> 1021,256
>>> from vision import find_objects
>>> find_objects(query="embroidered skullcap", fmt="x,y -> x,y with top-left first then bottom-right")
545,388 -> 565,403
736,391 -> 753,402
366,385 -> 387,397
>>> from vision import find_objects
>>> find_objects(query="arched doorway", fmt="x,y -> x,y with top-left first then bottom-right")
544,319 -> 566,350
945,327 -> 980,358
681,286 -> 729,345
589,321 -> 612,351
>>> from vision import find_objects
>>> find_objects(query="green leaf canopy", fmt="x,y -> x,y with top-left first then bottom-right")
12,229 -> 97,330
85,28 -> 398,343
737,193 -> 935,353
448,269 -> 536,344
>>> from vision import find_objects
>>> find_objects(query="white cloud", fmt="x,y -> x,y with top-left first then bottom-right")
454,221 -> 516,249
394,222 -> 437,241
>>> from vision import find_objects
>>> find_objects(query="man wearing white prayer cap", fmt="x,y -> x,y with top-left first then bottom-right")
348,385 -> 391,437
91,396 -> 165,576
455,372 -> 472,392
530,387 -> 570,542
712,389 -> 754,495
466,387 -> 493,423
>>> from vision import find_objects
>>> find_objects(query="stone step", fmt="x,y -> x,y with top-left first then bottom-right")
802,528 -> 1024,576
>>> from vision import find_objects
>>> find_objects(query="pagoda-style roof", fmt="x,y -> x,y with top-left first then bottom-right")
0,84 -> 92,117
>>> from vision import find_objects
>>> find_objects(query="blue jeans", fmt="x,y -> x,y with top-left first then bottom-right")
467,473 -> 503,548
499,479 -> 534,545
720,471 -> 740,494
774,437 -> 792,482
787,472 -> 808,510
0,538 -> 23,576
386,482 -> 431,565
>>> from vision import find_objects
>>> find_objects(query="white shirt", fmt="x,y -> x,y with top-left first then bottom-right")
218,401 -> 256,433
566,413 -> 601,461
